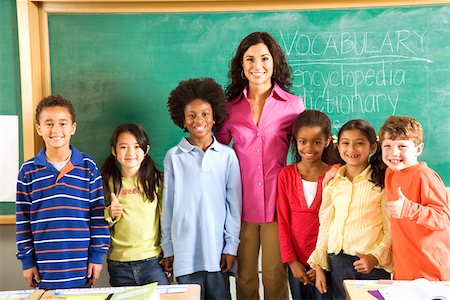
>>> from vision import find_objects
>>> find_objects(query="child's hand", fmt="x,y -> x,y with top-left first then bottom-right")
22,266 -> 40,288
220,254 -> 237,272
306,267 -> 316,283
109,193 -> 123,218
288,261 -> 310,285
87,263 -> 103,285
353,253 -> 378,274
387,187 -> 406,218
322,165 -> 339,187
163,256 -> 174,272
315,266 -> 328,294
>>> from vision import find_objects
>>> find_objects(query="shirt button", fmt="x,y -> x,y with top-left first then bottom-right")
257,165 -> 261,169
258,182 -> 262,186
256,132 -> 261,137
256,149 -> 260,153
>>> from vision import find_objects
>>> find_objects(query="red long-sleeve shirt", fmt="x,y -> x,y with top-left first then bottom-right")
277,164 -> 330,265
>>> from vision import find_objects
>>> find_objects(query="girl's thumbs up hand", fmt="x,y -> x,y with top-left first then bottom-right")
109,193 -> 123,218
387,187 -> 407,219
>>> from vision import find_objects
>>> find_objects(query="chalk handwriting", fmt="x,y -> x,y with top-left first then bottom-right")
279,29 -> 431,129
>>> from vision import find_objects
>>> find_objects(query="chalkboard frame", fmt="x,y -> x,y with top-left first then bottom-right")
7,0 -> 448,224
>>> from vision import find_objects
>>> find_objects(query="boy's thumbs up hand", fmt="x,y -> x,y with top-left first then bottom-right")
387,187 -> 406,219
109,193 -> 123,218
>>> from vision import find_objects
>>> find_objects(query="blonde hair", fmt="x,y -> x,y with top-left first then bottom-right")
379,116 -> 424,146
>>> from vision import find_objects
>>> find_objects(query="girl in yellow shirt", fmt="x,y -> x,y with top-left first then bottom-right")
308,119 -> 392,300
102,123 -> 169,286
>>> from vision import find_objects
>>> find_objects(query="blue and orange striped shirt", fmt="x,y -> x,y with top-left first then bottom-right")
16,146 -> 110,289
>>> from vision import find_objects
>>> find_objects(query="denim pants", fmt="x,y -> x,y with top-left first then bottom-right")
329,252 -> 390,300
107,257 -> 169,287
177,271 -> 231,300
288,266 -> 333,300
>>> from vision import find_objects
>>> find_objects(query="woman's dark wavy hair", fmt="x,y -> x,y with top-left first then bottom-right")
291,110 -> 338,165
337,119 -> 386,188
225,32 -> 293,100
101,123 -> 162,203
167,77 -> 227,132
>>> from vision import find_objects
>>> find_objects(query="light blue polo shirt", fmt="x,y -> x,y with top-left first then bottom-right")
161,136 -> 242,278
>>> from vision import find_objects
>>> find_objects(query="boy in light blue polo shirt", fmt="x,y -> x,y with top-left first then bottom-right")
161,78 -> 242,300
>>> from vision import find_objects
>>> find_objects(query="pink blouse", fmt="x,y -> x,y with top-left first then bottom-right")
216,84 -> 305,222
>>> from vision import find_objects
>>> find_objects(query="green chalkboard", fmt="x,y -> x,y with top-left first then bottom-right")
0,0 -> 21,215
47,5 -> 450,186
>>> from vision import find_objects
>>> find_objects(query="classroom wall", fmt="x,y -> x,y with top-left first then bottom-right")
2,0 -> 449,292
0,0 -> 25,290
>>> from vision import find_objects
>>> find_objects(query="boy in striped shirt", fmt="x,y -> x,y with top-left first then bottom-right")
16,95 -> 110,289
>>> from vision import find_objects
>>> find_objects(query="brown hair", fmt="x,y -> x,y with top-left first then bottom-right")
35,95 -> 76,123
379,116 -> 424,146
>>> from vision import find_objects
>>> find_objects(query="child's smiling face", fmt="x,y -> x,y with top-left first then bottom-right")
338,129 -> 375,169
296,126 -> 330,163
183,98 -> 214,145
36,106 -> 76,154
381,138 -> 422,171
113,131 -> 148,177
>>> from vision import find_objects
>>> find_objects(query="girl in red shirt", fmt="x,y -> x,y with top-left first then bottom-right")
277,110 -> 336,300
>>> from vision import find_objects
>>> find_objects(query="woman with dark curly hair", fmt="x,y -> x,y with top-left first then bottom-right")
162,78 -> 242,300
216,32 -> 305,300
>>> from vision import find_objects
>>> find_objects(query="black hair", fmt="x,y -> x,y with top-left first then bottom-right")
225,32 -> 293,100
337,119 -> 386,188
167,77 -> 227,132
101,123 -> 162,202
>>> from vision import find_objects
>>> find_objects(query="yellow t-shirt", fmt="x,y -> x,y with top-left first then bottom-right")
104,177 -> 162,261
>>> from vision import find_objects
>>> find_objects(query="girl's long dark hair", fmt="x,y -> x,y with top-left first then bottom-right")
101,123 -> 162,202
225,32 -> 293,100
337,119 -> 386,188
291,110 -> 338,165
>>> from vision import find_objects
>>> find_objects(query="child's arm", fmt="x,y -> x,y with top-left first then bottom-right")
163,256 -> 174,272
322,164 -> 340,187
87,263 -> 103,285
276,169 -> 297,263
315,266 -> 328,294
104,193 -> 124,226
87,161 -> 110,280
222,151 -> 242,264
22,267 -> 40,288
160,155 -> 175,260
353,253 -> 379,274
388,173 -> 449,231
307,186 -> 335,271
220,254 -> 236,273
363,191 -> 393,272
288,260 -> 310,285
16,166 -> 40,286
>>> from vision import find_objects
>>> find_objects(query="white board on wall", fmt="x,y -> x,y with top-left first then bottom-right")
0,115 -> 19,202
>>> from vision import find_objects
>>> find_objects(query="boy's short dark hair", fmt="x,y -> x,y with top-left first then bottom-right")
35,95 -> 76,123
379,116 -> 424,146
167,77 -> 227,132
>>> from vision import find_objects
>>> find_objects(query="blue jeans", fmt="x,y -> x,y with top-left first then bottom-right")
329,252 -> 390,300
107,257 -> 169,287
288,266 -> 332,300
177,271 -> 231,300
